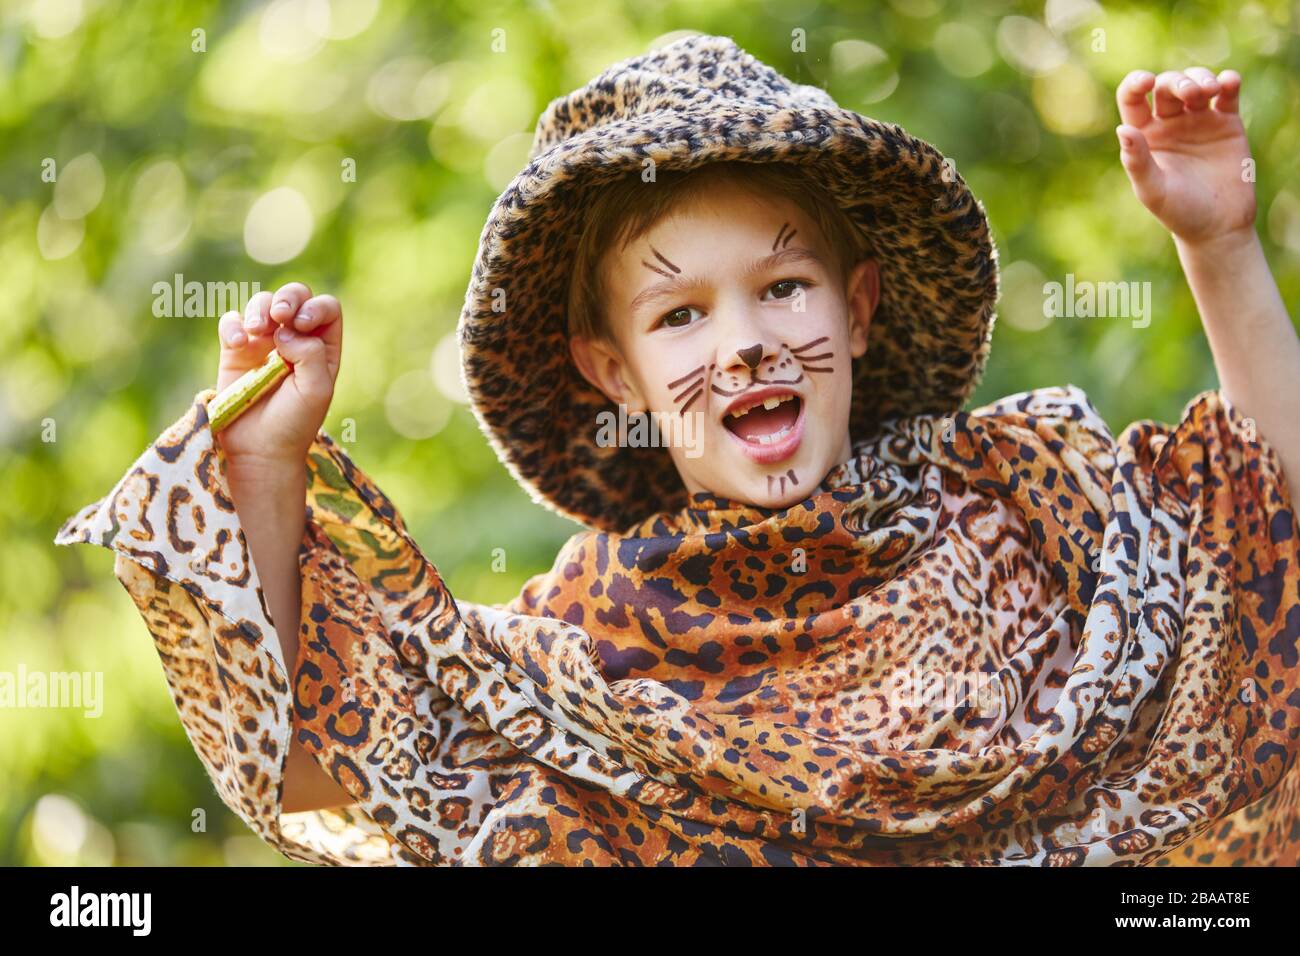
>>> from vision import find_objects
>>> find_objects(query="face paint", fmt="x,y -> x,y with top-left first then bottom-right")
641,246 -> 682,279
596,186 -> 862,509
772,221 -> 798,252
792,335 -> 834,374
766,468 -> 800,496
668,364 -> 706,413
709,335 -> 834,396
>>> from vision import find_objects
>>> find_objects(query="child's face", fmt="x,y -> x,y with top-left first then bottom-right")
571,181 -> 878,510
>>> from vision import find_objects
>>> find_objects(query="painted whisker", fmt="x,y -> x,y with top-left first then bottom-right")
790,336 -> 829,353
672,379 -> 704,404
667,365 -> 706,390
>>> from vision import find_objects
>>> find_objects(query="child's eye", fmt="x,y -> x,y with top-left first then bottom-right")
658,306 -> 702,329
766,279 -> 808,300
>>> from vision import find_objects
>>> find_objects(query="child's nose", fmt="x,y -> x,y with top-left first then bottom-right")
721,340 -> 780,378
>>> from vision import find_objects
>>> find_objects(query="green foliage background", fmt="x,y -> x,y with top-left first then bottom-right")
1,0 -> 1297,865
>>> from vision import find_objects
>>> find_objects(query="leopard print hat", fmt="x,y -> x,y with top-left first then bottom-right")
458,33 -> 999,532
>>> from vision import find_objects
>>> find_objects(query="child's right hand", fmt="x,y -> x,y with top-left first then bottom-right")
214,284 -> 352,815
215,282 -> 343,469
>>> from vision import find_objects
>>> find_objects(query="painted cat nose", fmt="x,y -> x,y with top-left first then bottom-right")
737,343 -> 764,370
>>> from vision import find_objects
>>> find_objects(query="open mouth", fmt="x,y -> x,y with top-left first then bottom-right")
720,388 -> 805,464
723,392 -> 802,445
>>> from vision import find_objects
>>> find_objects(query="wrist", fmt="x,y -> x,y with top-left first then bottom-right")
1174,224 -> 1260,262
224,452 -> 307,493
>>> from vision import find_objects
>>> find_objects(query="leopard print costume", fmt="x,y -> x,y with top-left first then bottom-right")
56,385 -> 1300,865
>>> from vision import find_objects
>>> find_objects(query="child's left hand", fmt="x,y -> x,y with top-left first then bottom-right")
1115,68 -> 1256,245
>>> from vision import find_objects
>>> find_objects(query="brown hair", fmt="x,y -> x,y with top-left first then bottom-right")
567,160 -> 868,343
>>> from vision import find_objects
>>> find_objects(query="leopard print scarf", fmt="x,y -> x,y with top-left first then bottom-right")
56,386 -> 1300,865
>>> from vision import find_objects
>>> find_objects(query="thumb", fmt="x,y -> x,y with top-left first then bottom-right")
273,326 -> 333,404
1116,124 -> 1165,212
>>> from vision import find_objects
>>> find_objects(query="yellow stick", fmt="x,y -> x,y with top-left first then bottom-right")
206,350 -> 291,432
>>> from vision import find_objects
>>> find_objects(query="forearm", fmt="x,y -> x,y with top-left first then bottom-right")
1175,228 -> 1300,507
225,456 -> 354,813
226,457 -> 306,671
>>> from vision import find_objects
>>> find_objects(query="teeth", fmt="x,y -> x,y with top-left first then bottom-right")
727,393 -> 794,419
752,424 -> 794,445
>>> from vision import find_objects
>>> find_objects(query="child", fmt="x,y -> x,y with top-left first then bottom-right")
58,35 -> 1300,866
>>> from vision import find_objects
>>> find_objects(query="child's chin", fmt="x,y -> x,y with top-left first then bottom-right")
703,446 -> 823,509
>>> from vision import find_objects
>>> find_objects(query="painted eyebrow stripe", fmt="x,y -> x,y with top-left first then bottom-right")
772,222 -> 789,252
641,260 -> 675,279
667,365 -> 706,389
651,247 -> 681,273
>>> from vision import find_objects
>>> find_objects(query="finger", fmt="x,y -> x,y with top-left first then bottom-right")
218,311 -> 248,350
1116,70 -> 1155,127
243,290 -> 274,336
291,294 -> 340,333
270,282 -> 313,327
1213,69 -> 1241,114
1153,71 -> 1188,118
1184,66 -> 1220,91
293,295 -> 343,380
1117,125 -> 1166,212
274,324 -> 333,403
1180,67 -> 1219,109
217,310 -> 274,389
1170,71 -> 1212,109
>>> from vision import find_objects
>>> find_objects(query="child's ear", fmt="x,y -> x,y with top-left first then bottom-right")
569,335 -> 647,412
845,259 -> 880,359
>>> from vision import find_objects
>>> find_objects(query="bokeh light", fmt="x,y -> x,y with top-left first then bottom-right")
244,186 -> 314,263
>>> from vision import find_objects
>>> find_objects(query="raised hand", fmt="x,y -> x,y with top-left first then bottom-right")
212,282 -> 352,813
1115,68 -> 1256,245
215,282 -> 343,467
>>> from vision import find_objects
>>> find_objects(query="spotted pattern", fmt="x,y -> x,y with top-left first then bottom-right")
56,385 -> 1300,865
459,33 -> 999,532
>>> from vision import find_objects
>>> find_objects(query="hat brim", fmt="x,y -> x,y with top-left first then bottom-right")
459,101 -> 998,533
